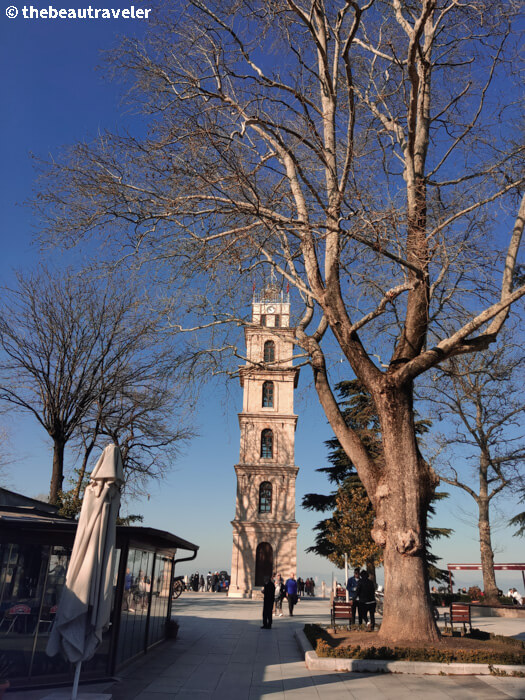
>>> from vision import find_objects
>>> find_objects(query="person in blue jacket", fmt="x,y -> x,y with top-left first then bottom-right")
346,568 -> 360,625
285,573 -> 298,616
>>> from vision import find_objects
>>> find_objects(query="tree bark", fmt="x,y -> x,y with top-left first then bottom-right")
73,438 -> 97,500
50,439 -> 65,504
478,495 -> 499,604
372,381 -> 440,643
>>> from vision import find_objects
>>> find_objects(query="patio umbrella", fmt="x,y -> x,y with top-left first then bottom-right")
47,444 -> 124,699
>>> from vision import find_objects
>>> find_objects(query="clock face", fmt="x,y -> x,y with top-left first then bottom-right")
266,305 -> 275,313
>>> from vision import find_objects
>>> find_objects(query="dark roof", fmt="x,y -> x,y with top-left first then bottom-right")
0,497 -> 199,555
0,507 -> 72,523
0,487 -> 60,515
116,525 -> 199,552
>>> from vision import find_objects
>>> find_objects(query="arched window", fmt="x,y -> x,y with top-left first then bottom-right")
261,429 -> 273,459
262,381 -> 274,408
264,340 -> 275,363
259,481 -> 272,513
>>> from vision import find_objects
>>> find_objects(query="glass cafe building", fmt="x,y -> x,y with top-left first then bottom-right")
0,488 -> 198,689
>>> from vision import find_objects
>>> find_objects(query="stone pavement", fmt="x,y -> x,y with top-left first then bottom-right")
10,592 -> 525,700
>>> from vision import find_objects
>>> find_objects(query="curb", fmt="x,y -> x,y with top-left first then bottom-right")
295,630 -> 525,676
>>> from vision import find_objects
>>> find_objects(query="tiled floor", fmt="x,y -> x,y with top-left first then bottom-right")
9,594 -> 525,699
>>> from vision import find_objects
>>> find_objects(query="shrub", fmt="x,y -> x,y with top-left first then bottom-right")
430,593 -> 476,606
468,586 -> 483,600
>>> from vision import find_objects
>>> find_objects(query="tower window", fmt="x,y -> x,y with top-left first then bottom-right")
261,429 -> 273,459
264,340 -> 275,363
259,481 -> 272,513
274,314 -> 280,327
262,381 -> 274,408
260,314 -> 267,327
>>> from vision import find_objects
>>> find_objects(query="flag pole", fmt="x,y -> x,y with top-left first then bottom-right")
344,554 -> 349,602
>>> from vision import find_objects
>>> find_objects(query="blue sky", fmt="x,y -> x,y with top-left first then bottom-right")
0,2 -> 523,592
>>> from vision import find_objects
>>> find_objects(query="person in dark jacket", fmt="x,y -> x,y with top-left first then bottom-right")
262,576 -> 276,629
355,570 -> 376,630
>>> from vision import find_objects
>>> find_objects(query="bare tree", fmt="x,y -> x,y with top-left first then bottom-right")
0,424 -> 13,486
35,1 -> 524,642
0,268 -> 181,503
60,380 -> 193,515
428,337 -> 525,603
89,382 -> 192,497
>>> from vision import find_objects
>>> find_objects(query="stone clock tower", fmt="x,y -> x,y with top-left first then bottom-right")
228,283 -> 299,598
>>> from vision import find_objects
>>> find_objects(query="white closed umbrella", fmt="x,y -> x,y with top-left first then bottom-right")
47,444 -> 124,699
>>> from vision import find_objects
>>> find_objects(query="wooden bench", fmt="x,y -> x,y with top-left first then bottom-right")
331,600 -> 354,629
444,602 -> 472,634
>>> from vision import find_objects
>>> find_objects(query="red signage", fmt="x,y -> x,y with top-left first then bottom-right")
8,604 -> 31,614
448,563 -> 525,571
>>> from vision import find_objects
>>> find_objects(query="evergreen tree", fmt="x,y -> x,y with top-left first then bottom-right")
325,476 -> 383,577
510,488 -> 525,537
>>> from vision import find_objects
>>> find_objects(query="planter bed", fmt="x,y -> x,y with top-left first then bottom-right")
297,624 -> 525,676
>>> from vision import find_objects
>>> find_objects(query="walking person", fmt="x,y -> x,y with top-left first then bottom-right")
139,575 -> 151,610
355,570 -> 377,630
274,573 -> 285,617
261,575 -> 276,629
285,572 -> 298,616
122,567 -> 133,611
346,568 -> 360,625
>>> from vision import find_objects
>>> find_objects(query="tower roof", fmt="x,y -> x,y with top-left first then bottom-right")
253,281 -> 289,304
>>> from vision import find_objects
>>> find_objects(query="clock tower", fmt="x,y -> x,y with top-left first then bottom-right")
228,283 -> 299,598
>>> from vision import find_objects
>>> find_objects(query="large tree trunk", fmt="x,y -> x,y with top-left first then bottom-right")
49,439 -> 65,504
478,495 -> 499,604
372,382 -> 440,643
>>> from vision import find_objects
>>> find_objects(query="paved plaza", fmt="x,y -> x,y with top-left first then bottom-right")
10,592 -> 525,699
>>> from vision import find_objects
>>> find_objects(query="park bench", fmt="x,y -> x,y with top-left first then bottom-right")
330,600 -> 354,629
444,602 -> 472,634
